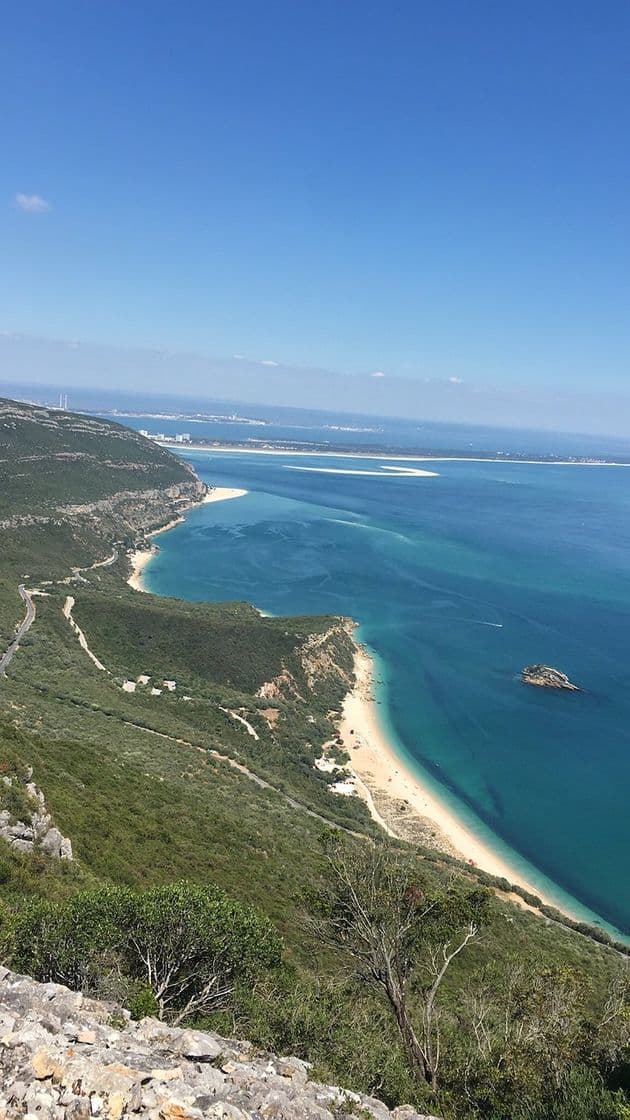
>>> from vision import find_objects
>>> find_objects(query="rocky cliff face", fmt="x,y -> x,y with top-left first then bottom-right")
0,396 -> 206,543
0,970 -> 439,1120
58,479 -> 207,539
257,622 -> 354,704
1,481 -> 206,538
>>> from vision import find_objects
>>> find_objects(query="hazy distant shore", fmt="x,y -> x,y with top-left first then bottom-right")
127,486 -> 248,591
166,443 -> 630,467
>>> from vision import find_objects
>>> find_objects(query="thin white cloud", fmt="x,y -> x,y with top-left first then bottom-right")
370,370 -> 386,378
448,376 -> 463,384
15,193 -> 50,214
233,353 -> 245,360
260,359 -> 279,367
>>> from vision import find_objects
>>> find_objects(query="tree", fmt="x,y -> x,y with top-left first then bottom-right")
9,881 -> 282,1024
9,885 -> 127,991
120,881 -> 282,1023
314,839 -> 488,1092
453,959 -> 630,1117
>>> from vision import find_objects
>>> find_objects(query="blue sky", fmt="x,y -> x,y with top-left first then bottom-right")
2,1 -> 630,429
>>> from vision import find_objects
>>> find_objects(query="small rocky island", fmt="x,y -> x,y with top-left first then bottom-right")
521,664 -> 581,691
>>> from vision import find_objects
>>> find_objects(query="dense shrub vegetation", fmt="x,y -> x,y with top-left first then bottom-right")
9,881 -> 281,1023
3,848 -> 628,1119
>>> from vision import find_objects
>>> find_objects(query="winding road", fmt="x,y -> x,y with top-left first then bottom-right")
0,547 -> 118,680
0,585 -> 36,676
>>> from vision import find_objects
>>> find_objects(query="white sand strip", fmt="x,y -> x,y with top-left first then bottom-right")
202,487 -> 248,502
172,445 -> 630,467
285,465 -> 438,477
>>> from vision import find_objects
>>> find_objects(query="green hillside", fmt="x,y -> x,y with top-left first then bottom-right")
0,399 -> 627,1120
0,396 -> 201,642
0,396 -> 191,516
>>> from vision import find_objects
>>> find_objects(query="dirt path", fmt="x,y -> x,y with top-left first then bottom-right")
219,707 -> 260,740
62,596 -> 109,673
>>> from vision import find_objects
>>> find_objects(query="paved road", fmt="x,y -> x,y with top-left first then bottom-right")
0,585 -> 36,676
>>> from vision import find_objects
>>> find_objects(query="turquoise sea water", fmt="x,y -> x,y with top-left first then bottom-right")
142,451 -> 630,937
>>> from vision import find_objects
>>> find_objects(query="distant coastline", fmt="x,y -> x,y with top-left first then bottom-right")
88,407 -> 630,466
169,443 -> 630,468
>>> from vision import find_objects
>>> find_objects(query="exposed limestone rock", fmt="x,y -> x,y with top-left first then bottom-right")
0,480 -> 206,536
300,623 -> 354,694
256,669 -> 301,703
58,480 -> 207,538
0,774 -> 73,860
0,969 -> 440,1120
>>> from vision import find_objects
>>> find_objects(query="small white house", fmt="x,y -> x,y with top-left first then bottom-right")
331,778 -> 357,797
314,756 -> 337,773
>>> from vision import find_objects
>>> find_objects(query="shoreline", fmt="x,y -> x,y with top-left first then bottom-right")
122,470 -> 623,939
165,443 -> 630,468
126,487 -> 248,592
339,643 -> 592,927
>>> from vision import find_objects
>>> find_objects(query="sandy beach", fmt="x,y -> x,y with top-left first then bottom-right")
340,643 -> 580,922
127,487 -> 248,592
201,487 -> 249,504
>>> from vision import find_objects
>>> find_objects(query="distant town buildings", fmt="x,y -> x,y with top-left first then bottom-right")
140,430 -> 192,444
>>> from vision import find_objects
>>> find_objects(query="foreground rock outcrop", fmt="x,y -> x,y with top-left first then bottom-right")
0,969 -> 439,1120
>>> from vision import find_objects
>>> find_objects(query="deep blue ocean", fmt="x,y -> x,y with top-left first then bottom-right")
128,441 -> 629,939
